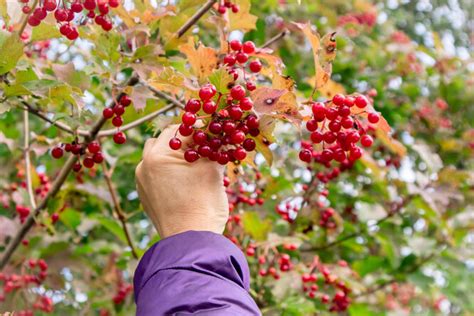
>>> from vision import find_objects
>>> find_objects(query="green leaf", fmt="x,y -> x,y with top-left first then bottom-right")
208,67 -> 234,94
0,34 -> 24,75
349,304 -> 382,316
31,22 -> 61,41
59,208 -> 82,230
16,68 -> 38,83
4,84 -> 31,97
353,256 -> 386,277
280,296 -> 316,316
93,215 -> 127,244
242,212 -> 272,241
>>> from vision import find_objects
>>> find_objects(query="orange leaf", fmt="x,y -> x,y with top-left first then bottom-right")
179,37 -> 218,82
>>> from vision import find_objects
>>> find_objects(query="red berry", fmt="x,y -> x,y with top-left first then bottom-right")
112,116 -> 123,127
109,0 -> 119,7
361,135 -> 373,147
120,95 -> 132,106
84,0 -> 96,10
43,0 -> 57,11
198,145 -> 211,157
328,120 -> 341,132
349,147 -> 363,160
332,93 -> 345,106
239,97 -> 253,110
27,16 -> 41,26
299,149 -> 312,162
341,116 -> 354,129
113,105 -> 125,116
223,54 -> 236,66
229,106 -> 243,120
33,7 -> 47,20
217,152 -> 230,165
344,96 -> 355,107
103,108 -> 114,119
306,119 -> 318,132
38,259 -> 48,271
178,124 -> 193,136
66,27 -> 79,40
338,106 -> 350,117
192,130 -> 207,145
231,4 -> 239,13
22,6 -> 31,14
246,81 -> 256,91
202,100 -> 217,114
355,95 -> 368,108
60,24 -> 72,36
93,152 -> 104,163
54,9 -> 68,21
209,121 -> 223,134
184,149 -> 199,162
231,131 -> 245,144
324,132 -> 337,144
217,5 -> 226,14
185,99 -> 201,113
325,107 -> 339,121
51,147 -> 63,159
182,112 -> 196,126
310,131 -> 324,143
98,3 -> 109,14
87,141 -> 101,154
169,137 -> 182,150
113,132 -> 126,144
223,121 -> 236,134
230,40 -> 242,51
236,52 -> 248,63
101,19 -> 113,31
71,1 -> 83,12
230,85 -> 246,100
368,112 -> 380,123
242,41 -> 255,54
199,84 -> 216,101
311,102 -> 326,121
243,138 -> 256,151
73,162 -> 82,172
246,115 -> 259,129
249,59 -> 262,72
83,157 -> 94,168
234,147 -> 246,160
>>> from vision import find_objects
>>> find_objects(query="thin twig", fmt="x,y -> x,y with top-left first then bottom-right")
176,0 -> 218,38
101,162 -> 139,259
18,0 -> 39,35
262,30 -> 289,48
98,103 -> 177,137
23,110 -> 37,209
145,82 -> 186,109
22,102 -> 90,137
0,77 -> 139,270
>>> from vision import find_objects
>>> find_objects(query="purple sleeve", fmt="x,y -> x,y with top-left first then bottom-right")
134,231 -> 261,315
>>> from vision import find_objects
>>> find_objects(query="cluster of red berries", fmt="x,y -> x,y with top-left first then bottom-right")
169,83 -> 260,164
300,261 -> 352,311
275,202 -> 299,223
255,252 -> 294,279
16,205 -> 31,223
319,207 -> 336,229
223,40 -> 261,81
216,0 -> 239,14
299,93 -> 379,166
103,94 -> 132,144
0,259 -> 52,313
224,174 -> 265,212
52,140 -> 104,172
112,282 -> 133,305
23,0 -> 118,40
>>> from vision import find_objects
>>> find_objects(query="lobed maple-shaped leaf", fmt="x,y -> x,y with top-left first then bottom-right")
293,22 -> 337,90
179,37 -> 218,83
148,66 -> 186,96
228,0 -> 258,32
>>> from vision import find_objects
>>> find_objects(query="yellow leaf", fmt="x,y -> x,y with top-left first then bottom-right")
375,129 -> 407,157
113,7 -> 136,28
254,134 -> 273,166
228,0 -> 258,31
250,87 -> 301,125
309,78 -> 345,99
148,67 -> 186,95
293,22 -> 337,90
179,37 -> 218,82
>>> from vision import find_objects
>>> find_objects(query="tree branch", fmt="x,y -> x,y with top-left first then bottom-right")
0,76 -> 139,270
23,110 -> 37,209
262,30 -> 289,48
101,162 -> 139,259
98,103 -> 177,137
145,82 -> 186,109
22,102 -> 90,137
176,0 -> 218,38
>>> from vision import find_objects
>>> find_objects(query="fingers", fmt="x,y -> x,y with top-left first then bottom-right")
143,138 -> 156,157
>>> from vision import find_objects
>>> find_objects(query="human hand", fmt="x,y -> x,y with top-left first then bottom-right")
135,125 -> 229,239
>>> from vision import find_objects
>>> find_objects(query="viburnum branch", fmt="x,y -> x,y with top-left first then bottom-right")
354,252 -> 437,298
176,0 -> 218,38
98,103 -> 177,137
21,101 -> 90,137
23,110 -> 37,209
302,196 -> 413,252
262,30 -> 289,48
101,162 -> 139,259
145,83 -> 186,109
18,0 -> 39,35
0,76 -> 139,270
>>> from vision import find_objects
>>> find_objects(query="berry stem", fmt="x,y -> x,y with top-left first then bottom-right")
18,0 -> 39,36
262,29 -> 289,48
175,0 -> 218,38
101,160 -> 139,259
23,109 -> 37,210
